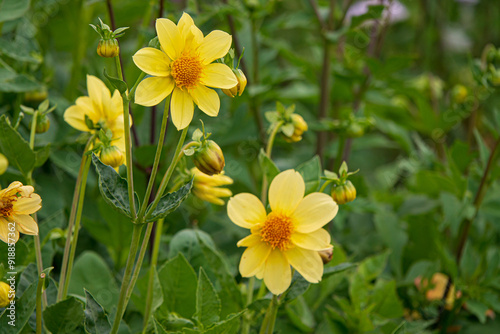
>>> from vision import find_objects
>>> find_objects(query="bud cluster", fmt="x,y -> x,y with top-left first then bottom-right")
265,102 -> 309,143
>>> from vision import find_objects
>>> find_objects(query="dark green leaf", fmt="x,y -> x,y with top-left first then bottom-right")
34,144 -> 51,167
284,271 -> 310,303
296,155 -> 321,194
43,297 -> 85,334
195,268 -> 221,327
84,290 -> 111,334
323,262 -> 357,278
146,178 -> 193,222
0,114 -> 35,176
103,68 -> 128,95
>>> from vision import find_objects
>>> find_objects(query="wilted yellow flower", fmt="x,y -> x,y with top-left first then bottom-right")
0,182 -> 42,243
191,167 -> 232,205
222,68 -> 247,97
64,75 -> 131,166
228,170 -> 338,295
132,12 -> 237,130
0,281 -> 14,307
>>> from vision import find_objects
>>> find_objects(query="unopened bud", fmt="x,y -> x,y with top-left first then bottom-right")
35,114 -> 50,133
0,153 -> 8,175
319,248 -> 333,264
97,38 -> 120,58
451,85 -> 468,104
193,140 -> 225,176
222,69 -> 247,97
100,146 -> 125,168
283,114 -> 308,142
331,180 -> 356,205
0,281 -> 14,308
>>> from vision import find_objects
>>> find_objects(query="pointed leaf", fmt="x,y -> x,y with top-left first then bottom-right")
84,290 -> 111,334
146,178 -> 193,222
103,68 -> 128,95
43,297 -> 85,334
195,268 -> 221,327
0,272 -> 37,333
258,149 -> 280,181
296,155 -> 321,194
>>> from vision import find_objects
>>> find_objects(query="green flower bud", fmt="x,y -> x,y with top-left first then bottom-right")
35,114 -> 50,133
346,122 -> 364,138
331,180 -> 356,205
0,153 -> 8,175
193,140 -> 225,176
97,38 -> 120,58
0,281 -> 14,308
100,146 -> 125,168
222,69 -> 247,97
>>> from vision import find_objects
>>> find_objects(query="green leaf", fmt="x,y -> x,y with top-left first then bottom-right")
0,67 -> 41,92
131,265 -> 163,317
374,211 -> 407,278
370,279 -> 404,318
466,299 -> 489,323
43,297 -> 85,334
103,68 -> 128,95
146,178 -> 193,222
84,290 -> 111,334
0,114 -> 35,176
204,311 -> 245,334
0,0 -> 30,23
258,148 -> 280,181
158,253 -> 198,319
284,271 -> 310,303
195,268 -> 221,328
91,153 -> 135,218
358,251 -> 390,282
350,4 -> 385,28
281,123 -> 295,137
34,144 -> 51,167
296,155 -> 321,194
323,262 -> 357,278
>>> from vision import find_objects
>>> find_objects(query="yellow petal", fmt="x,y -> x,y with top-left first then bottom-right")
239,243 -> 271,277
13,193 -> 41,215
64,105 -> 91,132
156,18 -> 183,60
171,87 -> 194,130
285,246 -> 323,283
228,193 -> 266,229
87,75 -> 110,112
198,30 -> 232,65
18,185 -> 34,197
110,90 -> 124,121
268,170 -> 304,215
133,47 -> 171,77
292,193 -> 338,233
189,85 -> 220,117
200,63 -> 238,89
13,214 -> 38,235
237,234 -> 262,247
76,96 -> 101,122
134,76 -> 174,107
291,229 -> 332,251
264,250 -> 292,295
0,218 -> 19,243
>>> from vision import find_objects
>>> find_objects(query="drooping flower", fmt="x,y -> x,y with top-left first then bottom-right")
228,170 -> 338,295
64,75 -> 131,166
191,167 -> 233,205
132,13 -> 238,130
0,182 -> 42,243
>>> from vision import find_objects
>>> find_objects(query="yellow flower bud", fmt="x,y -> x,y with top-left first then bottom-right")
331,180 -> 356,205
0,281 -> 14,308
97,38 -> 120,58
100,146 -> 125,168
222,69 -> 247,97
0,153 -> 8,175
451,85 -> 468,104
283,114 -> 308,143
193,140 -> 225,176
35,114 -> 50,134
319,248 -> 333,264
191,167 -> 233,205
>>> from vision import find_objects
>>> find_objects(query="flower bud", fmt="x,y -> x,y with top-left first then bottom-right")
191,167 -> 233,205
331,180 -> 356,205
193,140 -> 225,176
0,281 -> 14,308
283,114 -> 308,143
222,69 -> 247,97
319,248 -> 333,264
0,153 -> 8,175
451,85 -> 468,104
35,114 -> 50,133
97,38 -> 120,58
100,146 -> 125,168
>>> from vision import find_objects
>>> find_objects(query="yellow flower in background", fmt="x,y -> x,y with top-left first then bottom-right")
191,167 -> 233,205
132,12 -> 238,130
0,281 -> 14,307
228,170 -> 338,295
64,75 -> 131,166
0,182 -> 42,243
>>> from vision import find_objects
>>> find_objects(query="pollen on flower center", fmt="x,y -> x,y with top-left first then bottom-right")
260,212 -> 294,251
0,199 -> 14,218
171,53 -> 203,89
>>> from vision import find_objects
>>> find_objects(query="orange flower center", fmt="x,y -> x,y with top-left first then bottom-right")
260,212 -> 294,251
0,199 -> 14,218
171,52 -> 203,90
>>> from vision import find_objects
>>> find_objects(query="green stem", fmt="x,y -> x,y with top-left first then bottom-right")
319,179 -> 333,193
138,98 -> 171,219
114,55 -> 123,82
36,273 -> 46,334
259,295 -> 279,334
241,276 -> 256,334
142,219 -> 164,332
260,121 -> 283,205
145,126 -> 189,221
110,224 -> 144,334
61,151 -> 92,299
57,137 -> 94,302
334,136 -> 346,172
256,280 -> 267,299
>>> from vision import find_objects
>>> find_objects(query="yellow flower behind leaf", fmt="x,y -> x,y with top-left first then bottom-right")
0,281 -> 14,307
132,12 -> 238,130
191,167 -> 233,205
0,182 -> 42,244
64,75 -> 131,166
227,170 -> 338,295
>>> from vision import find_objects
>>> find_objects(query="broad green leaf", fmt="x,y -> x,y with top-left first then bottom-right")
146,178 -> 193,222
195,268 -> 221,328
154,312 -> 195,332
91,153 -> 135,218
358,251 -> 390,282
0,36 -> 42,64
0,114 -> 35,177
296,155 -> 321,194
465,299 -> 489,324
103,68 -> 128,95
284,271 -> 310,303
84,290 -> 111,334
258,148 -> 280,181
0,0 -> 30,23
0,67 -> 41,92
43,297 -> 85,334
131,265 -> 163,317
374,211 -> 407,278
370,279 -> 404,318
34,144 -> 51,167
158,253 -> 198,319
204,311 -> 245,334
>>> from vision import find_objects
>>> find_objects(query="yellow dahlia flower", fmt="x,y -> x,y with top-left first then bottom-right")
64,75 -> 131,166
0,182 -> 42,244
191,167 -> 233,205
227,170 -> 338,295
0,281 -> 14,307
132,13 -> 238,130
